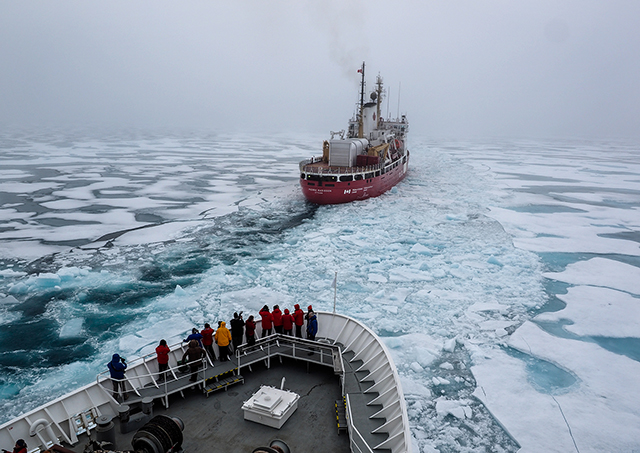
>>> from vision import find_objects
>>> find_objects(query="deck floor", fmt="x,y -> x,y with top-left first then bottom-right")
89,358 -> 350,452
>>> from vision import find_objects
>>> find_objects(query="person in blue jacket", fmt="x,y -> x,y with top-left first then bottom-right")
183,328 -> 203,347
107,353 -> 128,401
306,307 -> 318,341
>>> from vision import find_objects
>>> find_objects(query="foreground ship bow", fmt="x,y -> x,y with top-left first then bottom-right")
300,63 -> 409,205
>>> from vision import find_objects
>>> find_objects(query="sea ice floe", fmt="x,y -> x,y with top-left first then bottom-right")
410,243 -> 432,255
368,273 -> 387,283
435,398 -> 472,419
544,257 -> 640,295
535,285 -> 640,337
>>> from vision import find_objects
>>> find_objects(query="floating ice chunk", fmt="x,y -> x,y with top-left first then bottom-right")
415,348 -> 438,367
487,255 -> 503,266
57,267 -> 90,280
435,398 -> 472,419
35,273 -> 61,287
388,268 -> 433,282
0,269 -> 26,278
400,376 -> 432,398
382,305 -> 398,314
495,328 -> 508,337
8,282 -> 28,294
431,268 -> 447,278
410,362 -> 424,372
0,294 -> 19,305
174,285 -> 187,296
410,243 -> 432,255
439,362 -> 454,370
432,377 -> 450,386
479,320 -> 516,331
443,338 -> 457,352
60,318 -> 84,338
368,273 -> 388,283
449,266 -> 474,279
467,302 -> 509,315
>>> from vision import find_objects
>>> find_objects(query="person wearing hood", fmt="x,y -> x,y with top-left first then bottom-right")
107,353 -> 127,401
201,323 -> 216,361
215,321 -> 232,362
155,340 -> 170,381
182,340 -> 205,382
259,305 -> 272,337
282,308 -> 293,336
272,305 -> 283,334
306,305 -> 318,341
3,439 -> 27,453
293,304 -> 304,338
245,315 -> 256,346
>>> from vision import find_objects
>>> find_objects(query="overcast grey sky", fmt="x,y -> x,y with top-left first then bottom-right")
1,1 -> 639,139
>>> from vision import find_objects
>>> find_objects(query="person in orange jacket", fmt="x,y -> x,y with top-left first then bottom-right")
214,321 -> 232,362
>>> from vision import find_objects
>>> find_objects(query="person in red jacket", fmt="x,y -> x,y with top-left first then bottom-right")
272,305 -> 283,334
293,303 -> 304,338
259,305 -> 272,337
245,315 -> 256,346
155,339 -> 170,381
282,308 -> 294,336
201,323 -> 216,361
3,439 -> 26,453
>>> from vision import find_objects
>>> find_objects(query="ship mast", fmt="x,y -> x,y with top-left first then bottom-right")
375,74 -> 384,129
358,61 -> 365,139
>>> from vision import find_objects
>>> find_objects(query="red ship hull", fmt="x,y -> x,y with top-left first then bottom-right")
300,154 -> 409,205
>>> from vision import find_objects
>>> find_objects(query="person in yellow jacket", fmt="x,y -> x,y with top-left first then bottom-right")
214,321 -> 233,362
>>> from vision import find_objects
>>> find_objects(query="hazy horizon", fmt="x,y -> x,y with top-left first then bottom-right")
1,1 -> 639,140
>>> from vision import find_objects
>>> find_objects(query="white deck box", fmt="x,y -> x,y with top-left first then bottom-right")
242,385 -> 300,429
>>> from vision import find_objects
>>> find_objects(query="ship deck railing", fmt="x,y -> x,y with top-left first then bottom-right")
236,334 -> 345,395
299,154 -> 408,177
345,393 -> 375,453
96,341 -> 221,409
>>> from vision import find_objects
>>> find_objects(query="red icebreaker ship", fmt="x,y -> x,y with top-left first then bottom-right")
300,62 -> 409,205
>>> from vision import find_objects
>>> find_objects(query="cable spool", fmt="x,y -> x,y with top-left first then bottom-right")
132,415 -> 184,453
252,439 -> 291,453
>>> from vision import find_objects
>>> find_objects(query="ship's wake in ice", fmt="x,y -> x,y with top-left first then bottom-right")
1,131 -> 639,452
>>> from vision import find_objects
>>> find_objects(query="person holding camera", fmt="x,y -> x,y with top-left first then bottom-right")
107,353 -> 127,401
230,312 -> 245,351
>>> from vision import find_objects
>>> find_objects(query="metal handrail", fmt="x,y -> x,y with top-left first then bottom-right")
345,394 -> 374,453
236,334 -> 340,372
299,161 -> 384,175
96,340 -> 209,404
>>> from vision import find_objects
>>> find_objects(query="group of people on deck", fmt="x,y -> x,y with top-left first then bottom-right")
257,304 -> 318,340
108,305 -> 319,393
